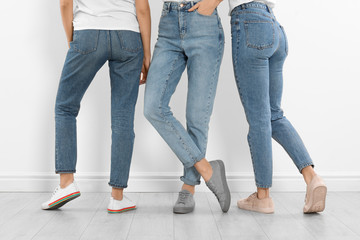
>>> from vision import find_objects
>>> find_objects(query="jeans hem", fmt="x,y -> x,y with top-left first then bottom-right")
108,182 -> 127,189
56,170 -> 76,174
180,176 -> 201,186
256,183 -> 272,189
183,153 -> 205,169
299,163 -> 314,173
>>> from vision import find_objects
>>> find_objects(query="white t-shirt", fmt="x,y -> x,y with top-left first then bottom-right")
229,0 -> 276,14
162,0 -> 275,15
73,0 -> 139,32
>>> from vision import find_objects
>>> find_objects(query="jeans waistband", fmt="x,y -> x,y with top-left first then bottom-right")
232,2 -> 272,15
163,1 -> 200,11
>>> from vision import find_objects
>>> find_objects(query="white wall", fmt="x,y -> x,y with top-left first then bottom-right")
1,0 -> 359,192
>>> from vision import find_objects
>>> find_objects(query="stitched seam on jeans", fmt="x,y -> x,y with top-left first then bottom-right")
256,183 -> 272,188
271,134 -> 314,173
279,25 -> 289,56
244,21 -> 275,50
236,10 -> 274,20
273,25 -> 282,54
158,53 -> 197,162
299,163 -> 314,173
73,30 -> 99,55
203,29 -> 224,154
180,176 -> 201,186
232,20 -> 272,188
108,182 -> 128,189
116,31 -> 142,53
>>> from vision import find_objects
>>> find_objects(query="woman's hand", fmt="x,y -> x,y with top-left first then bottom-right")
135,0 -> 151,85
60,0 -> 73,47
140,56 -> 150,85
188,0 -> 222,16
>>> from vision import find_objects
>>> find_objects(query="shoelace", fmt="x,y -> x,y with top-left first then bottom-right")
52,186 -> 60,198
178,192 -> 190,204
250,192 -> 257,198
246,192 -> 257,202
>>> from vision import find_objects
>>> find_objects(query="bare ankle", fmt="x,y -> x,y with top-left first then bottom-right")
60,173 -> 74,189
257,188 -> 270,199
182,184 -> 195,195
194,158 -> 213,182
302,166 -> 316,185
112,188 -> 124,200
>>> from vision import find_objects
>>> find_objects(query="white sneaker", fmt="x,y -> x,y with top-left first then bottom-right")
41,181 -> 81,210
107,196 -> 136,213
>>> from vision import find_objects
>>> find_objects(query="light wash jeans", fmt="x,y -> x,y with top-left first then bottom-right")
55,30 -> 143,188
231,2 -> 314,188
144,1 -> 224,186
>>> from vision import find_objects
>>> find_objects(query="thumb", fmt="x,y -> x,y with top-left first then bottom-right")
188,2 -> 200,12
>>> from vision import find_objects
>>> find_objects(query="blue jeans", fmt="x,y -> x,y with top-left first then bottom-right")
231,2 -> 314,188
144,1 -> 224,186
55,30 -> 143,188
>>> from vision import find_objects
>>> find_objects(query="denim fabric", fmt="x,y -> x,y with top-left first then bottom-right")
55,30 -> 143,189
231,2 -> 314,188
144,1 -> 224,186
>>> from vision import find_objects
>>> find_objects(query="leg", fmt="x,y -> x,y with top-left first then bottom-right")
144,39 -> 203,168
269,24 -> 314,177
231,11 -> 276,213
55,30 -> 106,177
234,55 -> 273,189
108,30 -> 144,194
146,4 -> 230,212
269,23 -> 326,213
180,22 -> 225,190
43,30 -> 106,210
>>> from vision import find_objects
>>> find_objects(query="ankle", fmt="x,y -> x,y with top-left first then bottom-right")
302,166 -> 316,185
60,173 -> 74,189
194,158 -> 213,182
182,184 -> 195,195
112,188 -> 124,201
257,188 -> 270,200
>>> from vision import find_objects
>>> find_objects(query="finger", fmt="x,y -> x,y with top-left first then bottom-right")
188,2 -> 200,12
140,77 -> 146,85
140,65 -> 146,79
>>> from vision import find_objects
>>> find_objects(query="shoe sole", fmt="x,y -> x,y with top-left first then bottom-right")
237,203 -> 274,214
304,185 -> 327,213
108,206 -> 136,214
173,207 -> 195,214
217,160 -> 231,213
45,192 -> 81,210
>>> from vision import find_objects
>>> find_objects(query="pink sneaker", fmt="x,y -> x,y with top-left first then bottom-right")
303,175 -> 327,213
237,192 -> 274,214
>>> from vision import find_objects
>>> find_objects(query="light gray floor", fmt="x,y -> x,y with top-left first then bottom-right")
0,192 -> 359,240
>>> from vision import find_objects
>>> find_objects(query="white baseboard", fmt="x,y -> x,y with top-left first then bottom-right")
0,172 -> 359,192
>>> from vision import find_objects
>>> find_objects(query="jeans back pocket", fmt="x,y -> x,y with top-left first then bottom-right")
116,30 -> 142,53
244,21 -> 274,50
71,30 -> 99,54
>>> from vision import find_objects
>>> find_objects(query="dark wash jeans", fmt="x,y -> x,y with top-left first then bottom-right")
55,30 -> 143,188
231,2 -> 314,188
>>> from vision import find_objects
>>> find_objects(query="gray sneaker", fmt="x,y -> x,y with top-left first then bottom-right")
173,189 -> 195,214
206,160 -> 231,212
